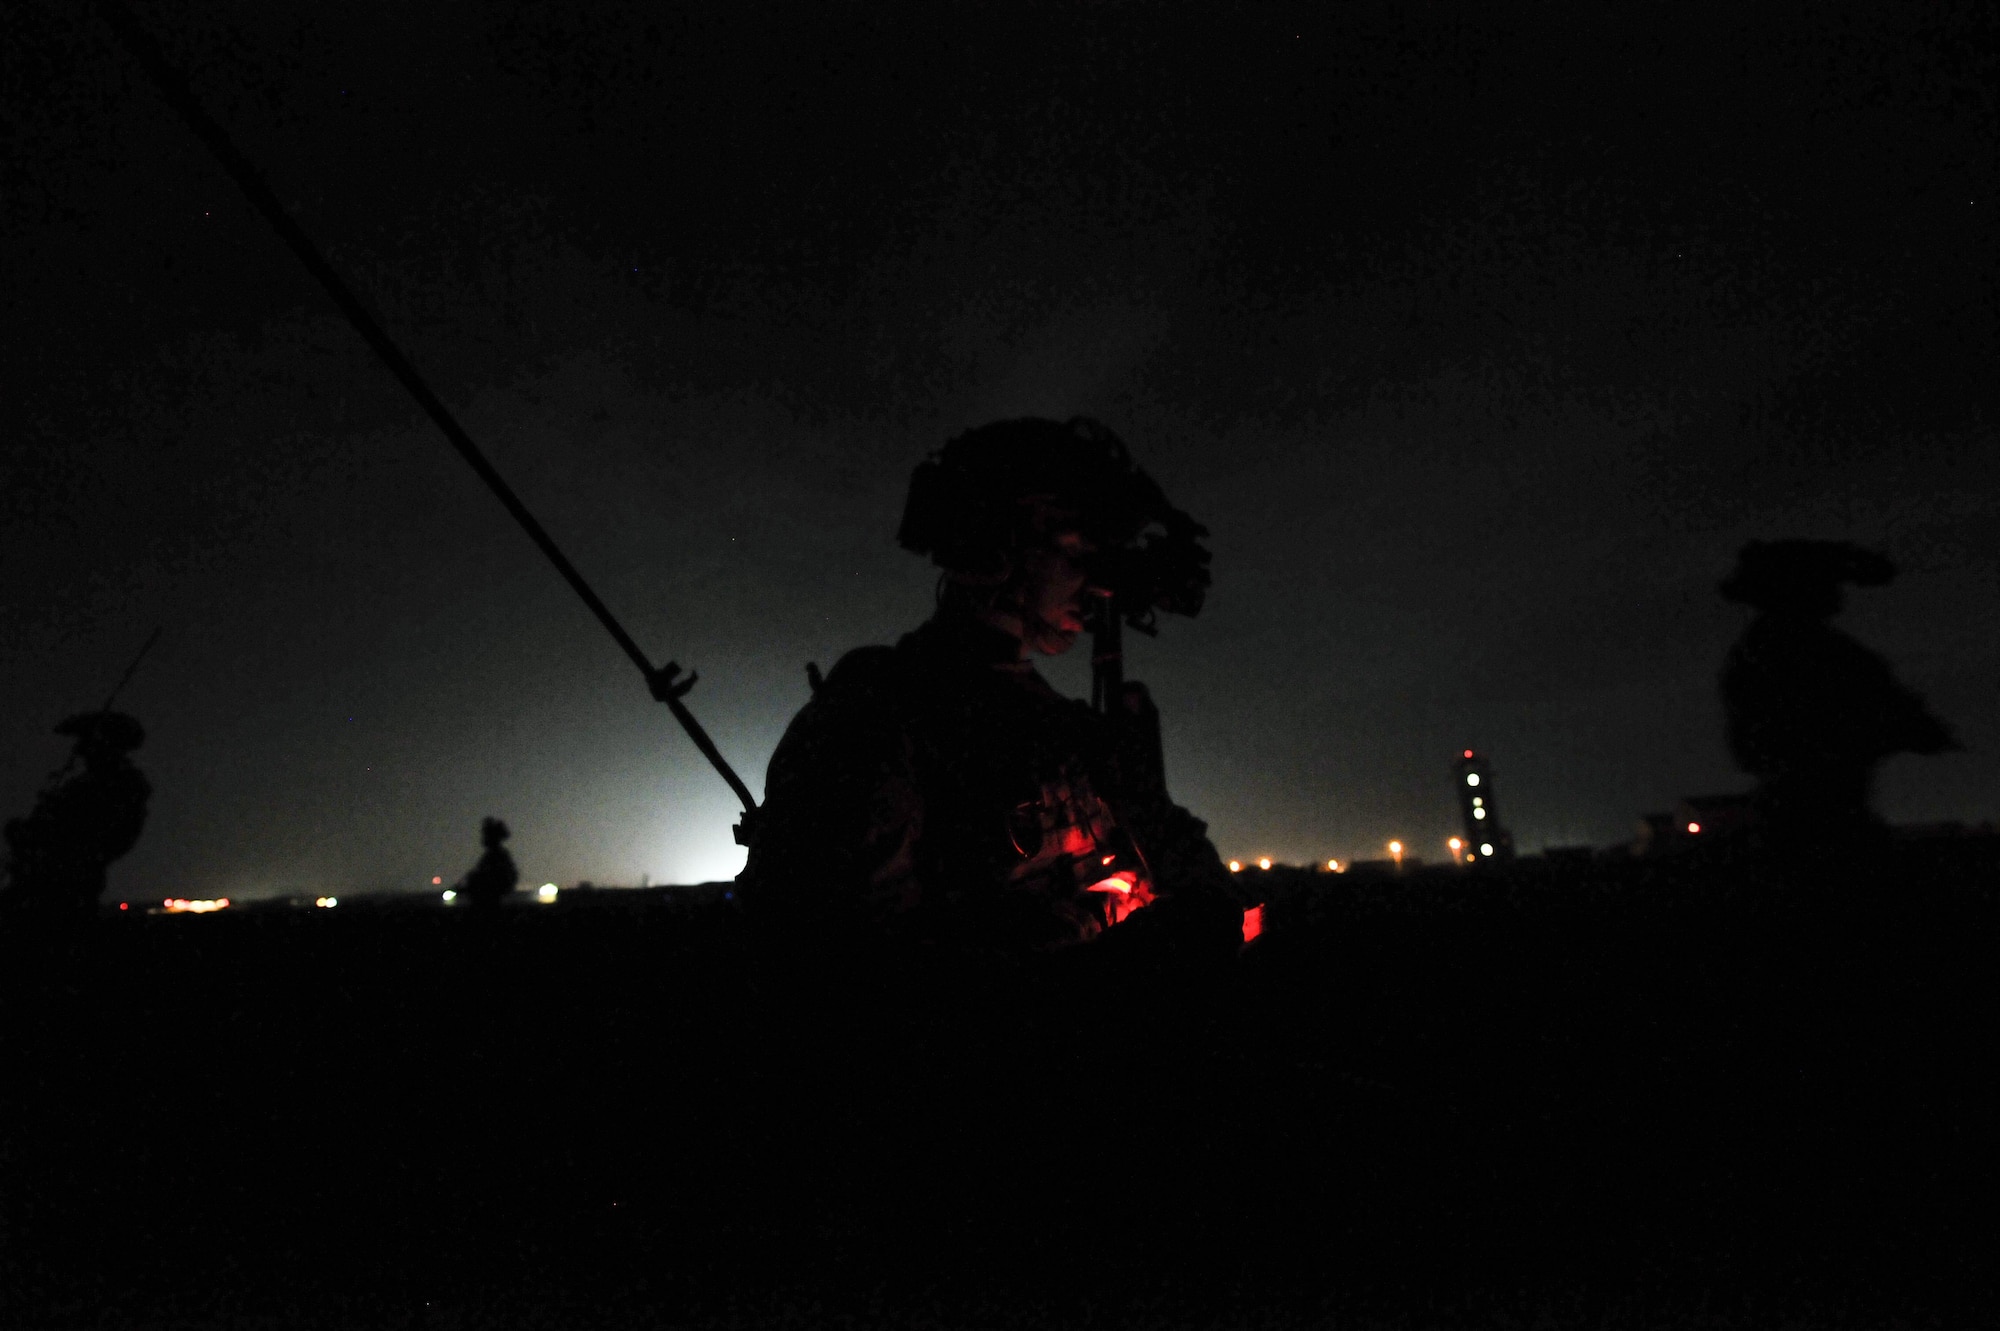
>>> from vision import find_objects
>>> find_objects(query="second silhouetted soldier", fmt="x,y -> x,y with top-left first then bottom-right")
1719,539 -> 1956,845
2,712 -> 152,919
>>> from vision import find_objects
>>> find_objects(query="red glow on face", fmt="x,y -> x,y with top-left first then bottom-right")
1241,904 -> 1265,944
1101,853 -> 1117,865
1085,875 -> 1133,895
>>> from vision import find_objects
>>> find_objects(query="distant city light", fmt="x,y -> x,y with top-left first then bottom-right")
1326,859 -> 1340,872
315,896 -> 338,908
1479,843 -> 1494,856
1257,857 -> 1272,871
1448,838 -> 1462,851
441,889 -> 457,903
1474,808 -> 1487,819
1465,774 -> 1480,787
162,898 -> 229,913
1228,860 -> 1243,873
537,883 -> 559,902
1387,841 -> 1402,854
1471,797 -> 1482,807
1686,822 -> 1701,834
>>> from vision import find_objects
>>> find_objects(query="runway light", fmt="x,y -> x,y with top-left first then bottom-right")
162,898 -> 229,914
1257,857 -> 1272,871
1686,822 -> 1701,835
441,889 -> 457,903
1466,774 -> 1480,787
537,883 -> 559,902
1480,843 -> 1494,856
1228,860 -> 1243,873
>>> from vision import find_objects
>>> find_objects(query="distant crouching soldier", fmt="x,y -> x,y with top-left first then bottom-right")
456,816 -> 519,910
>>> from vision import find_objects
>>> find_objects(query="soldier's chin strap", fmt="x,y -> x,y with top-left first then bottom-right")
96,1 -> 761,835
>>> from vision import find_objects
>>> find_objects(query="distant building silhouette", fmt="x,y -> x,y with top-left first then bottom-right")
455,817 -> 519,911
1718,540 -> 1956,845
2,712 -> 151,918
1453,751 -> 1514,863
1633,794 -> 1757,856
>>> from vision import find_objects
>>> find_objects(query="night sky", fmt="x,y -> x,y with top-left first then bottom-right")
4,1 -> 1994,899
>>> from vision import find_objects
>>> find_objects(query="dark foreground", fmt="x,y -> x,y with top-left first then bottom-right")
4,841 -> 1996,1329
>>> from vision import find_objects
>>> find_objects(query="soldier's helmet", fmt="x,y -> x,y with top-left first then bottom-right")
54,711 -> 145,754
1719,539 -> 1896,613
897,416 -> 1212,629
480,817 -> 511,847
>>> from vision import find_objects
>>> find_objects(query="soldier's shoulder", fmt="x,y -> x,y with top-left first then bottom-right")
821,643 -> 906,689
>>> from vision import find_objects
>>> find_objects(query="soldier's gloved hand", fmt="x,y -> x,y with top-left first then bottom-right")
1108,892 -> 1242,967
646,662 -> 698,703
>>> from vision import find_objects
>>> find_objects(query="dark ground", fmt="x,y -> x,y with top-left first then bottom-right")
3,840 -> 1995,1329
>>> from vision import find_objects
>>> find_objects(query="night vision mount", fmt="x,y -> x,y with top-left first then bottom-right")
896,416 -> 1212,638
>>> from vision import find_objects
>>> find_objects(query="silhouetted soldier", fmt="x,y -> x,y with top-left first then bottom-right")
2,712 -> 151,918
1719,540 -> 1956,846
739,417 -> 1248,958
456,817 -> 519,911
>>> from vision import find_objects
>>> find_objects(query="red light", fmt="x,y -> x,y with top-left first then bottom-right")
119,902 -> 128,911
431,875 -> 443,885
1686,822 -> 1701,835
1463,749 -> 1474,759
1101,853 -> 1116,865
1241,904 -> 1265,944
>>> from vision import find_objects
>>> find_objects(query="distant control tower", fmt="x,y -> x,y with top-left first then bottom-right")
1454,749 -> 1515,863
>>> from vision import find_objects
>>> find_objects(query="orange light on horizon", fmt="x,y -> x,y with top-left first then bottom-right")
1257,856 -> 1272,871
1228,860 -> 1243,873
162,897 -> 229,914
